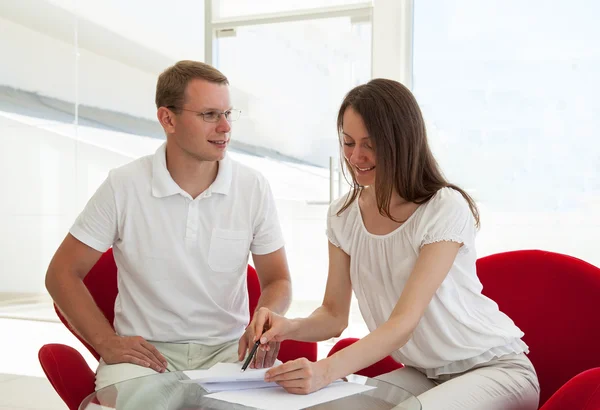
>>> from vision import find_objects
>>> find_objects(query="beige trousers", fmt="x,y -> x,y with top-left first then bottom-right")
95,339 -> 240,391
377,353 -> 540,410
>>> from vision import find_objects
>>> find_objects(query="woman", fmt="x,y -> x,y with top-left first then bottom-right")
252,79 -> 540,409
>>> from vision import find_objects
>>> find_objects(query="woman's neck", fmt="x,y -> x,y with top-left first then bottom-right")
362,185 -> 407,208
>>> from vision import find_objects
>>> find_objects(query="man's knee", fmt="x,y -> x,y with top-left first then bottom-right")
95,359 -> 158,391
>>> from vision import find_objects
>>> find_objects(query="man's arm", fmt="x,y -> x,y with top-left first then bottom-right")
46,234 -> 113,347
252,247 -> 292,315
238,247 -> 292,367
46,234 -> 167,372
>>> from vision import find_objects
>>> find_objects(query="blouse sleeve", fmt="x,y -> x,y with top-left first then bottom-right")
326,202 -> 342,248
420,188 -> 477,254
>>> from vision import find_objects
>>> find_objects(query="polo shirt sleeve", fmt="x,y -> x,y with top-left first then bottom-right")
250,180 -> 285,255
69,172 -> 118,252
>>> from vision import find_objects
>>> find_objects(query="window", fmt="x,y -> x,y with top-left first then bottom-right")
413,0 -> 600,266
215,17 -> 371,168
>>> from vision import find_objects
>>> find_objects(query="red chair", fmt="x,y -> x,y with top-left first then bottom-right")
39,248 -> 317,410
327,337 -> 403,378
328,250 -> 600,409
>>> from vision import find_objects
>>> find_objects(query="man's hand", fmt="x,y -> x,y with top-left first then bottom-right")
238,307 -> 297,368
238,322 -> 281,369
96,335 -> 168,373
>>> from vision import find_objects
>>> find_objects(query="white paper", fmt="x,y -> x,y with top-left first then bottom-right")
199,380 -> 275,393
204,381 -> 376,410
181,362 -> 269,383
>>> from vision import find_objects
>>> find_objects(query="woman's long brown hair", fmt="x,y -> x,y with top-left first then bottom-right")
336,78 -> 480,227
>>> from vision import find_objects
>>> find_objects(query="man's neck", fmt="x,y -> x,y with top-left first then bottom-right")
165,145 -> 219,199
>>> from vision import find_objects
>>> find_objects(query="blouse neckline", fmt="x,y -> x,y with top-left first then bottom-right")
354,190 -> 425,239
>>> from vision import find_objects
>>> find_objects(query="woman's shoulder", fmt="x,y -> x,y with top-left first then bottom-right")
326,190 -> 361,249
425,187 -> 471,214
415,187 -> 476,235
328,190 -> 358,218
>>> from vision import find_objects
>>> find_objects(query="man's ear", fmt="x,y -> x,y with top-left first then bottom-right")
157,107 -> 176,133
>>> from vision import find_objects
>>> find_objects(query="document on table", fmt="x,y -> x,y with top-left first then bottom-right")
181,362 -> 270,384
204,381 -> 376,410
181,362 -> 278,392
200,380 -> 275,393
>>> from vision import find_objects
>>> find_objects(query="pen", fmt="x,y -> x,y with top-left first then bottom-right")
241,340 -> 261,372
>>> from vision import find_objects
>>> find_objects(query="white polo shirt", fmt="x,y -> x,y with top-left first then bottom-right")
70,143 -> 285,345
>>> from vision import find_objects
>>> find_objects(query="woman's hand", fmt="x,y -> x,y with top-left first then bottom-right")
264,358 -> 332,394
252,306 -> 296,344
238,307 -> 295,368
238,325 -> 280,369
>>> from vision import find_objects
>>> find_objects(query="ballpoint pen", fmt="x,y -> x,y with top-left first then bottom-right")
241,340 -> 261,372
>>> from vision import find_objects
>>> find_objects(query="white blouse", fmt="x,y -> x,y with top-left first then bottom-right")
327,187 -> 528,378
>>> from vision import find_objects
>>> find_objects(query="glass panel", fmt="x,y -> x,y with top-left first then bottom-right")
0,1 -> 77,296
413,0 -> 600,265
214,0 -> 370,19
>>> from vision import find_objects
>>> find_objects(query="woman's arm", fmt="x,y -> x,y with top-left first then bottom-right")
265,240 -> 462,394
289,241 -> 354,341
323,241 -> 462,381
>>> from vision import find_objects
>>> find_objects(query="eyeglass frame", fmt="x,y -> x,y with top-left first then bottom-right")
166,106 -> 242,123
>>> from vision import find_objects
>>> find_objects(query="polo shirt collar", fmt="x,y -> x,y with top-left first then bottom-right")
151,143 -> 232,198
211,154 -> 232,195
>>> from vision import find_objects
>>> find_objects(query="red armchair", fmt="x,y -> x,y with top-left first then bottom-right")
39,248 -> 317,410
327,337 -> 403,378
327,250 -> 600,409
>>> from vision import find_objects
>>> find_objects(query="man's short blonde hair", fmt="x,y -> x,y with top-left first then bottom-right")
155,60 -> 229,112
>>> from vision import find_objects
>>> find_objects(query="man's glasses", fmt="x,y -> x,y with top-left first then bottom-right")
167,106 -> 242,123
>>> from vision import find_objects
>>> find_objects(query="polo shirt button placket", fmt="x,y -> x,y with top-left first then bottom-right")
185,201 -> 199,241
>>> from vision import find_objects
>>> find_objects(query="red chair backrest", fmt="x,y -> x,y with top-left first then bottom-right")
54,248 -> 118,361
476,249 -> 600,406
327,337 -> 403,378
246,263 -> 261,320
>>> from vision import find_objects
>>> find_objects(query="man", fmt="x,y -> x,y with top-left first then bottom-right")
45,60 -> 292,391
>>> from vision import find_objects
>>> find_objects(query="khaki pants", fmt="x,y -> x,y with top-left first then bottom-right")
95,339 -> 240,391
378,353 -> 540,410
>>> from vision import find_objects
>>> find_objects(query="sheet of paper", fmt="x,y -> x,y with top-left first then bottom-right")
181,362 -> 269,383
204,381 -> 376,410
199,380 -> 276,393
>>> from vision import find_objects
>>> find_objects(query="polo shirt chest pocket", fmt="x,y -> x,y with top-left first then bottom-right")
208,228 -> 250,272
